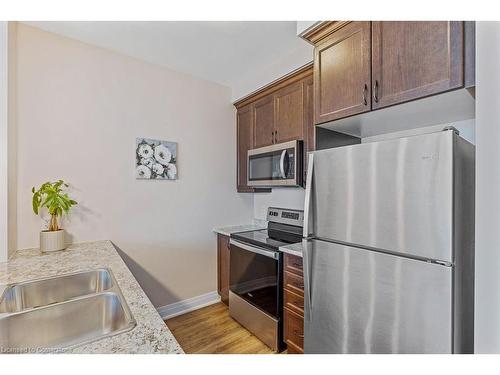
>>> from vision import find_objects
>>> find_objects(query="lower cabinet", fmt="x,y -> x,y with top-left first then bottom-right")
217,234 -> 230,305
283,253 -> 304,354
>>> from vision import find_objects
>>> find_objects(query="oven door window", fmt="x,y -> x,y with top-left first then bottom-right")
229,243 -> 279,318
248,148 -> 295,182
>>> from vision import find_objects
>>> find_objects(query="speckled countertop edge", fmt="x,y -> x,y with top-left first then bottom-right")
279,242 -> 304,258
0,240 -> 184,354
213,223 -> 267,237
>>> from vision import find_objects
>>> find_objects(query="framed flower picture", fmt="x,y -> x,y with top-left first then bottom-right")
136,138 -> 177,180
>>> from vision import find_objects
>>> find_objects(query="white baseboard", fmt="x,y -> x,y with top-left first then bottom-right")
157,291 -> 221,320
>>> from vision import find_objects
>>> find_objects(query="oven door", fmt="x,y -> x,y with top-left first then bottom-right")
247,140 -> 302,187
229,239 -> 281,319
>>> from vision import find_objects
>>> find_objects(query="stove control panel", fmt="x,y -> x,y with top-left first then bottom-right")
267,207 -> 304,228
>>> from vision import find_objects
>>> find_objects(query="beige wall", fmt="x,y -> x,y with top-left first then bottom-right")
0,22 -> 7,262
0,21 -> 17,262
8,22 -> 18,259
15,24 -> 254,307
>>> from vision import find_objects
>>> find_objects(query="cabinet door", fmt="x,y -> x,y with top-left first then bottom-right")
217,234 -> 230,305
314,21 -> 371,124
303,76 -> 314,185
284,307 -> 304,353
372,21 -> 463,109
274,81 -> 304,143
236,105 -> 253,192
304,77 -> 314,153
253,95 -> 275,148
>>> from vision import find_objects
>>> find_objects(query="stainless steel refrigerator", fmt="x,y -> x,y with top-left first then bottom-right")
302,128 -> 475,354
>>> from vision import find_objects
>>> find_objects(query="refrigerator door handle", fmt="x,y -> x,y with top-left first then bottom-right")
302,239 -> 313,322
303,153 -> 314,238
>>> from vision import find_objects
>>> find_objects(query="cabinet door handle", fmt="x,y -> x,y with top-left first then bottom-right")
373,80 -> 379,103
271,131 -> 274,144
362,83 -> 368,105
275,130 -> 278,143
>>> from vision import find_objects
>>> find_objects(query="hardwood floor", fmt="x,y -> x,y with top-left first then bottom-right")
165,302 -> 274,354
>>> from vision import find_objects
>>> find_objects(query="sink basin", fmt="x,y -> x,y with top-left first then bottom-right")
0,269 -> 136,351
0,292 -> 135,350
0,269 -> 113,313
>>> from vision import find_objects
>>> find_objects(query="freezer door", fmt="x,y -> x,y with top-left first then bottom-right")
310,130 -> 454,262
303,240 -> 453,353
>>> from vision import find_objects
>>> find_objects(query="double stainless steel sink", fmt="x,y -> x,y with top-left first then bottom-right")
0,269 -> 136,352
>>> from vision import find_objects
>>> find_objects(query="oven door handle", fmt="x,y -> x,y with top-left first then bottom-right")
229,239 -> 279,260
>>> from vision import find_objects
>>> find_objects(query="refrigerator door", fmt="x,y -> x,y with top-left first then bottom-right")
303,239 -> 453,353
309,130 -> 454,262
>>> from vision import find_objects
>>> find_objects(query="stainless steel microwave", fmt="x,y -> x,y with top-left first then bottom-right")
247,140 -> 303,187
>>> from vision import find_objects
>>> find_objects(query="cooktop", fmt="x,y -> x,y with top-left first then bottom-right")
231,229 -> 300,252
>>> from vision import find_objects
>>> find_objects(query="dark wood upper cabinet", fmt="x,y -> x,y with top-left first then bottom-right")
371,21 -> 464,109
304,77 -> 314,153
253,95 -> 275,148
234,65 -> 313,192
236,104 -> 254,192
303,77 -> 314,184
314,21 -> 372,124
274,81 -> 304,143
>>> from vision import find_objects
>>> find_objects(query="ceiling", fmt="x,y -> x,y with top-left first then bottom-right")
22,21 -> 314,100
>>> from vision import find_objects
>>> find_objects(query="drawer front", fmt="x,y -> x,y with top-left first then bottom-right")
284,288 -> 304,316
286,340 -> 304,354
284,254 -> 303,276
284,271 -> 304,296
284,307 -> 304,350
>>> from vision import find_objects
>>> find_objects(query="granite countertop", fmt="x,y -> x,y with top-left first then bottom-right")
213,223 -> 267,237
279,241 -> 305,258
0,240 -> 183,354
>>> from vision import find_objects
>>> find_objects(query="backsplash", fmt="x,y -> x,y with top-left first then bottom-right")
254,188 -> 306,221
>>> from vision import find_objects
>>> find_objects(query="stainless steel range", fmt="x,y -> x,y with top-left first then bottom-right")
229,207 -> 303,352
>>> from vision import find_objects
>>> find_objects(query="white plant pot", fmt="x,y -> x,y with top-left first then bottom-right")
40,229 -> 66,253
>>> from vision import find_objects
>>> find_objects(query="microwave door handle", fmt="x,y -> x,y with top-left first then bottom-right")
279,149 -> 287,179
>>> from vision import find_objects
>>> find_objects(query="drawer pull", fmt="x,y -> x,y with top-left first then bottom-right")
294,330 -> 304,338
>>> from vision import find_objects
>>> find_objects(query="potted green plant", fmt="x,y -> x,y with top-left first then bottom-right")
32,180 -> 78,253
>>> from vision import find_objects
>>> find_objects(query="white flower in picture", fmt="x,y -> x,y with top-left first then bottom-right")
154,144 -> 172,165
141,157 -> 155,168
152,163 -> 165,175
136,165 -> 152,179
136,138 -> 177,180
137,144 -> 153,159
166,163 -> 177,179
